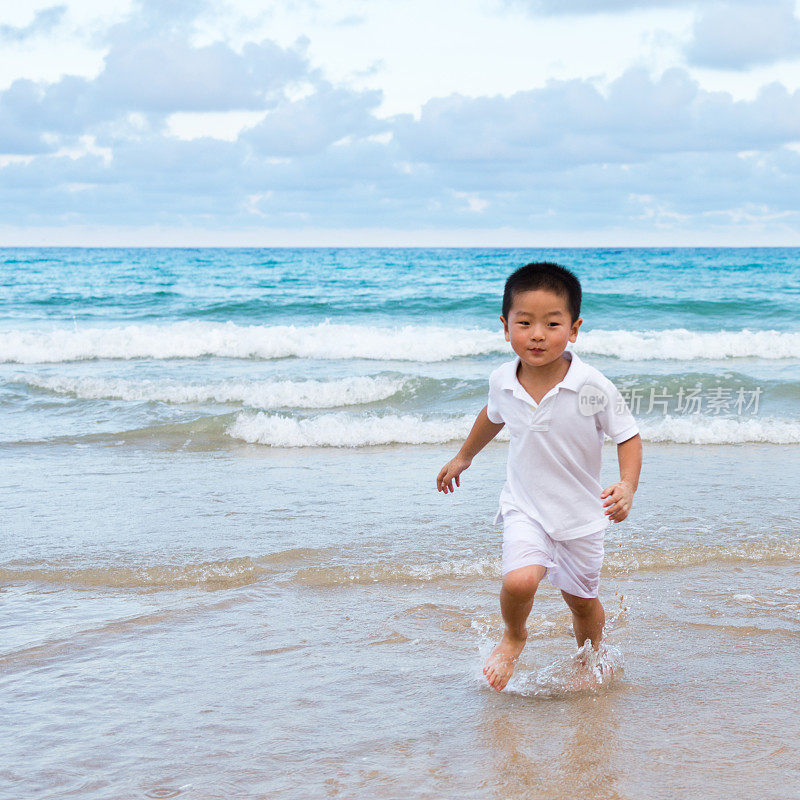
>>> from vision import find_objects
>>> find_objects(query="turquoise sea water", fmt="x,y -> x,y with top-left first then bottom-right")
1,247 -> 798,447
3,247 -> 799,329
2,248 -> 799,799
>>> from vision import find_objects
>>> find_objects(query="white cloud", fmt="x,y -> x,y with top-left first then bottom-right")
0,5 -> 67,42
3,64 -> 800,237
393,68 -> 800,169
0,2 -> 314,153
242,81 -> 386,156
504,0 -> 704,14
95,36 -> 309,112
685,0 -> 800,69
3,0 -> 800,242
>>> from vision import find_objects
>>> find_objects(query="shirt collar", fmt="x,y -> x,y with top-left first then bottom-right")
497,349 -> 588,398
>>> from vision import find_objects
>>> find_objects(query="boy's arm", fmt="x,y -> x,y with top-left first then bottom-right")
601,433 -> 642,523
437,405 -> 505,494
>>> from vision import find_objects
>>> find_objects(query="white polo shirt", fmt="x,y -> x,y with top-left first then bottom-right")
486,349 -> 639,540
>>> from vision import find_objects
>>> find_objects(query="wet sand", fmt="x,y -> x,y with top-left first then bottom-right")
2,441 -> 799,799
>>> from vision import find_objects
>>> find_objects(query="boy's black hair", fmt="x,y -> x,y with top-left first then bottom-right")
502,262 -> 582,324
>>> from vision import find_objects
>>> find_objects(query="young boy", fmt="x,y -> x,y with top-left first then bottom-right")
436,262 -> 642,692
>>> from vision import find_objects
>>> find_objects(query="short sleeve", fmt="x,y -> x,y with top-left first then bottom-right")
486,374 -> 504,424
596,380 -> 639,444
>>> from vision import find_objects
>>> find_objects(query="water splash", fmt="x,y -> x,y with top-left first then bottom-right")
473,622 -> 625,698
510,640 -> 625,697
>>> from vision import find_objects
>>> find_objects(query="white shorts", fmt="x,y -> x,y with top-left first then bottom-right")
500,508 -> 606,598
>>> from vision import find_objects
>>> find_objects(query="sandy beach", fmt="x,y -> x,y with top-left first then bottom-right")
2,247 -> 799,799
2,437 -> 799,798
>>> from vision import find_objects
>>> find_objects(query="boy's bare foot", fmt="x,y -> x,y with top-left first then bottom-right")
483,629 -> 527,691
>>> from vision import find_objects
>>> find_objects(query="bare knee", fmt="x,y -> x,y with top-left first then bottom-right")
503,565 -> 545,598
561,592 -> 601,619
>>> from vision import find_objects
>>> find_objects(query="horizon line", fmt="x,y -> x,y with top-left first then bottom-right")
2,243 -> 800,249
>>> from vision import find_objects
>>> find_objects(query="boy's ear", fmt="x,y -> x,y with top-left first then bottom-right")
569,317 -> 583,341
500,315 -> 510,340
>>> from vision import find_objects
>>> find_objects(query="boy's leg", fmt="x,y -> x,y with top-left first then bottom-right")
483,564 -> 546,691
560,591 -> 605,649
546,530 -> 606,649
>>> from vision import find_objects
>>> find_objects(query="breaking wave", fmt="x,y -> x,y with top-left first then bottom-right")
3,537 -> 799,594
18,374 -> 407,409
226,411 -> 800,447
292,538 -> 800,586
0,548 -> 339,591
226,411 -> 481,447
1,322 -> 799,363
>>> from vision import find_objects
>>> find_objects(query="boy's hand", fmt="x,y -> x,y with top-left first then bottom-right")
437,456 -> 471,494
601,479 -> 635,523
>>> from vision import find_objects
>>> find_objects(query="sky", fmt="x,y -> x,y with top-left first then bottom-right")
2,0 -> 800,246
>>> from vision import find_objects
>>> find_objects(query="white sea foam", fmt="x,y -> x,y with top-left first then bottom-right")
227,411 -> 800,447
20,374 -> 405,409
295,557 -> 502,586
637,415 -> 800,444
227,411 -> 484,447
1,322 -> 799,363
0,321 -> 501,363
579,328 -> 800,360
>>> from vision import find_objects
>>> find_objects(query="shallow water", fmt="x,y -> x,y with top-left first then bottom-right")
3,248 -> 799,798
3,440 -> 799,799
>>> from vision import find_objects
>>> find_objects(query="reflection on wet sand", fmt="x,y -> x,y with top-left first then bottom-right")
482,688 -> 628,800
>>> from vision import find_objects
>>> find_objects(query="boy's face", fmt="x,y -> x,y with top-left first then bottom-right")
500,289 -> 582,370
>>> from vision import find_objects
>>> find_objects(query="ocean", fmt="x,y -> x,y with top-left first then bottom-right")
2,247 -> 799,799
